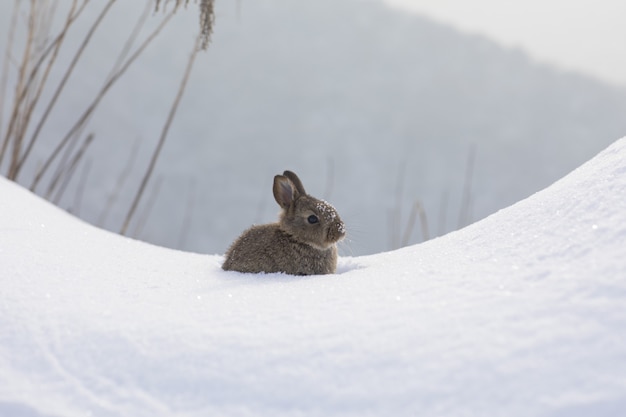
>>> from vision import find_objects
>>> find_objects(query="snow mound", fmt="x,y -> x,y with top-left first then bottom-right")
1,138 -> 626,416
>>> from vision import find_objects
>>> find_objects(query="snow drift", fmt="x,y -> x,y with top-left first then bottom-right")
1,137 -> 626,416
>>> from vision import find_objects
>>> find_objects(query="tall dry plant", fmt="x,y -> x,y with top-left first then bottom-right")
388,146 -> 476,250
155,0 -> 215,50
0,0 -> 214,237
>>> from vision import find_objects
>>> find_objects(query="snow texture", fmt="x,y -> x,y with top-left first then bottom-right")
1,137 -> 626,416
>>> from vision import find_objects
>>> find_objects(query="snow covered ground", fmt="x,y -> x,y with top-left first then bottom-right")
1,137 -> 626,416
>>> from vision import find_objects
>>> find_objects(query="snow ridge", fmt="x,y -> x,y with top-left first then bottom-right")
1,138 -> 626,416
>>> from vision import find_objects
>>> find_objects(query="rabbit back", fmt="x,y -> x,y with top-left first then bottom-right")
222,223 -> 338,275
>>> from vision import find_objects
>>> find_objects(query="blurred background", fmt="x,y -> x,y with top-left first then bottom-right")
1,0 -> 625,256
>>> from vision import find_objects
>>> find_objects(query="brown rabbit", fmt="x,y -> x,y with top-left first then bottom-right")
222,170 -> 346,275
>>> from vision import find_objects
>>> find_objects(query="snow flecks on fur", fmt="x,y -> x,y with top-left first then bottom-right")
317,200 -> 346,235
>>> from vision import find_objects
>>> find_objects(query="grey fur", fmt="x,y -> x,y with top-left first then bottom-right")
222,171 -> 346,275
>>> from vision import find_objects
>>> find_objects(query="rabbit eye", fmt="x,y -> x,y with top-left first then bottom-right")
307,215 -> 319,224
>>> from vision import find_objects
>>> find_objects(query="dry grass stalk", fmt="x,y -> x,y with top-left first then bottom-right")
8,0 -> 85,179
177,178 -> 197,249
72,158 -> 92,216
29,5 -> 176,192
97,139 -> 140,228
389,161 -> 407,249
0,0 -> 38,171
131,175 -> 164,239
388,145 -> 477,250
457,144 -> 476,228
2,0 -> 212,245
13,0 -> 104,182
401,200 -> 430,247
0,1 -> 20,167
120,33 -> 203,235
155,0 -> 215,50
51,132 -> 95,204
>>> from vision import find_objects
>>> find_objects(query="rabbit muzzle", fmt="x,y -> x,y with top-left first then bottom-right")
316,200 -> 346,244
327,220 -> 346,244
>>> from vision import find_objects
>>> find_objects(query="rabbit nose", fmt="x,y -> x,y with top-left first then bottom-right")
337,221 -> 346,238
328,221 -> 346,242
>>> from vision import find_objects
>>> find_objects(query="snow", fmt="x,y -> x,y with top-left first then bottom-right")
2,137 -> 626,416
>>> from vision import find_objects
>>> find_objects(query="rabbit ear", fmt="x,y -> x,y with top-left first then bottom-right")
282,170 -> 307,195
273,175 -> 296,209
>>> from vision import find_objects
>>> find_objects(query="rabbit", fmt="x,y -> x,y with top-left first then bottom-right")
222,170 -> 346,275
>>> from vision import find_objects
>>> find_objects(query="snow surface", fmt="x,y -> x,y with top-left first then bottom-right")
1,137 -> 626,416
